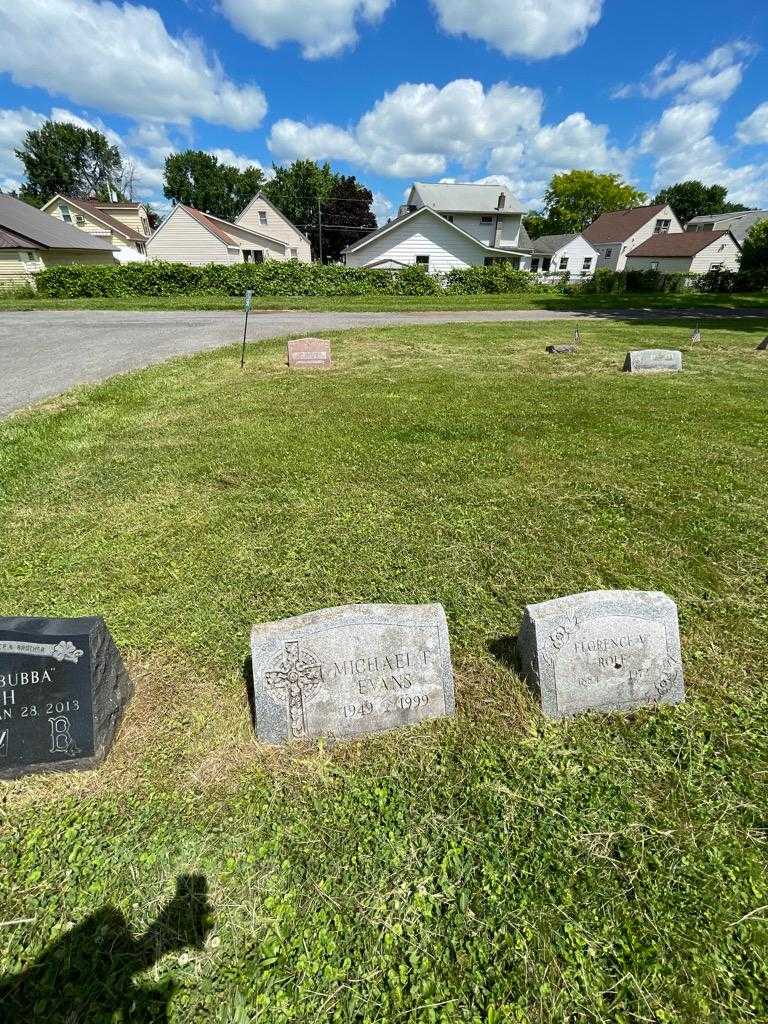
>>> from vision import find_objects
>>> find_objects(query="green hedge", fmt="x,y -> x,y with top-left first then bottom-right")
35,259 -> 550,299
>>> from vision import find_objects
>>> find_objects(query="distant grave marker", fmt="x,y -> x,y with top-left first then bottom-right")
757,337 -> 768,351
691,323 -> 701,344
0,616 -> 132,779
546,345 -> 577,355
251,604 -> 454,743
623,349 -> 682,373
287,338 -> 332,369
518,590 -> 685,719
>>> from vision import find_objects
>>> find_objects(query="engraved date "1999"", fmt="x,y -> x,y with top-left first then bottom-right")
344,694 -> 430,718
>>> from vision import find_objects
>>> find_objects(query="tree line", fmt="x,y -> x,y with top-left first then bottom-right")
10,119 -> 762,266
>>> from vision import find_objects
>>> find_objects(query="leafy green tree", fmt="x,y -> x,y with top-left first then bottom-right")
263,160 -> 337,258
653,180 -> 749,225
527,170 -> 647,237
740,219 -> 768,272
318,175 -> 377,262
163,150 -> 264,222
15,120 -> 123,205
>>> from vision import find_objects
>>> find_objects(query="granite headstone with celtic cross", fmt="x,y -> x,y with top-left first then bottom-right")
0,616 -> 133,780
250,604 -> 455,744
517,590 -> 685,719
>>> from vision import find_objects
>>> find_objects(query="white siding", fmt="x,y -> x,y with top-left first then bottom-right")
213,222 -> 287,260
626,235 -> 741,274
592,205 -> 683,271
430,212 -> 523,249
236,196 -> 312,261
346,213 -> 490,272
533,237 -> 599,277
145,207 -> 232,265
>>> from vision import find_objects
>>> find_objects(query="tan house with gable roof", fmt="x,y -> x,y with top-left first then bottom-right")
583,203 -> 683,272
42,194 -> 152,261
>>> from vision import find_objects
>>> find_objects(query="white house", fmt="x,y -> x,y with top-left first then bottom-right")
529,234 -> 599,278
145,193 -> 311,266
343,182 -> 531,273
582,203 -> 683,271
624,230 -> 741,274
42,195 -> 151,261
0,193 -> 116,286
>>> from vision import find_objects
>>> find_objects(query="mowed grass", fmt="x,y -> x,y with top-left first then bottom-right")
1,320 -> 767,1023
1,290 -> 768,313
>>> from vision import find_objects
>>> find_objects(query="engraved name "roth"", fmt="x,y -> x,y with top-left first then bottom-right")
574,634 -> 650,654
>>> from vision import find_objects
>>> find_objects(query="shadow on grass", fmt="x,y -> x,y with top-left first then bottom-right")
243,655 -> 256,730
488,635 -> 541,703
0,874 -> 212,1024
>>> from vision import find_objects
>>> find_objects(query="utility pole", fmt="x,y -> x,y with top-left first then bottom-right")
317,199 -> 324,264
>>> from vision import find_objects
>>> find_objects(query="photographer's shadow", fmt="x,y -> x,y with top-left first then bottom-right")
0,873 -> 212,1024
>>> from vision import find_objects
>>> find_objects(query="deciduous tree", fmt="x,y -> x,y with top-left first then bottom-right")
653,180 -> 749,225
15,121 -> 123,205
163,150 -> 264,222
525,170 -> 647,237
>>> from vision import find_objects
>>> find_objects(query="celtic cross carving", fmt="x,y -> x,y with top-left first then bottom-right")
265,641 -> 323,739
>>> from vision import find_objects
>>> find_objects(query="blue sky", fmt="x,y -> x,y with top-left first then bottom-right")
0,0 -> 766,220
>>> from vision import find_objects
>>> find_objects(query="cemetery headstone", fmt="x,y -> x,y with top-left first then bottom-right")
691,323 -> 701,344
623,349 -> 682,373
757,337 -> 768,351
546,345 -> 577,355
287,337 -> 332,369
517,590 -> 685,719
251,603 -> 454,744
0,616 -> 132,780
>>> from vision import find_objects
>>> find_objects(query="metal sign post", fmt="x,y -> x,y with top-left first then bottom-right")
240,290 -> 253,369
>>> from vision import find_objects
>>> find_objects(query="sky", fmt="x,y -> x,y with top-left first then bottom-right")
0,0 -> 766,224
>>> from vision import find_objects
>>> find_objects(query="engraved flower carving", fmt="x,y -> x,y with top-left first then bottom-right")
52,640 -> 84,664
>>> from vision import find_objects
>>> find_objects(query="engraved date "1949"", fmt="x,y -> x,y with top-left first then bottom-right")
344,694 -> 430,719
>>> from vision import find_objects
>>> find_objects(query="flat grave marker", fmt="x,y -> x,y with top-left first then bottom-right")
0,616 -> 132,780
251,604 -> 454,744
287,337 -> 332,369
623,349 -> 682,373
546,345 -> 577,355
518,590 -> 685,719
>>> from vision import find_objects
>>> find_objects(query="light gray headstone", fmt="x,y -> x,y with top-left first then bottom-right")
623,349 -> 682,373
287,337 -> 332,369
251,604 -> 454,744
518,590 -> 685,719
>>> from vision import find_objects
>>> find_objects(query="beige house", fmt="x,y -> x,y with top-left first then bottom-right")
625,230 -> 741,274
0,193 -> 116,286
42,195 -> 152,261
145,193 -> 312,265
583,203 -> 684,271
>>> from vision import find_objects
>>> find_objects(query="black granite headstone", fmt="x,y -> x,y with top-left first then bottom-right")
0,616 -> 132,780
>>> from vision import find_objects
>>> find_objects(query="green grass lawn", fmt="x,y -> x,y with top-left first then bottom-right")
1,320 -> 767,1023
0,290 -> 767,313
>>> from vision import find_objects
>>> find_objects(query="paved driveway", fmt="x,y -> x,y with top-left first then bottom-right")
0,307 -> 764,418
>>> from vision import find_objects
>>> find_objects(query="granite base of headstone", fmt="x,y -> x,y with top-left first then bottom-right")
518,590 -> 685,719
0,616 -> 132,780
547,345 -> 577,355
251,604 -> 454,744
623,350 -> 682,373
287,338 -> 332,369
757,337 -> 768,351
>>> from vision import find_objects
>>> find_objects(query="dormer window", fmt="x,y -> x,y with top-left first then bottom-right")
59,203 -> 72,222
259,211 -> 268,226
654,219 -> 671,234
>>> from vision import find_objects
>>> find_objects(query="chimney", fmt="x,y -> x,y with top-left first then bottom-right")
497,192 -> 506,211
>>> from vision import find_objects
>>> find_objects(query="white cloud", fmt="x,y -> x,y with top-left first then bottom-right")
218,0 -> 392,59
269,79 -> 544,177
0,107 -> 45,190
737,102 -> 768,146
641,101 -> 768,206
208,148 -> 265,172
430,0 -> 602,59
371,192 -> 393,224
614,42 -> 756,103
526,112 -> 629,174
0,0 -> 267,129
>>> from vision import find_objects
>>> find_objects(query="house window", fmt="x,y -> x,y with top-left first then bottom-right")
531,257 -> 540,272
710,263 -> 723,270
416,255 -> 430,267
259,211 -> 268,225
559,257 -> 569,270
75,214 -> 86,226
480,216 -> 494,224
484,257 -> 494,266
582,257 -> 593,270
243,249 -> 264,263
542,257 -> 552,272
654,219 -> 671,233
59,203 -> 72,222
650,261 -> 659,271
604,248 -> 613,258
290,247 -> 298,259
443,214 -> 454,222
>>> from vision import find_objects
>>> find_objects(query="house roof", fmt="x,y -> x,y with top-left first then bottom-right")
0,193 -> 116,250
627,229 -> 735,258
685,210 -> 767,243
411,182 -> 526,214
51,197 -> 147,242
530,233 -> 581,255
582,204 -> 670,244
342,204 -> 529,257
0,225 -> 40,249
180,205 -> 239,247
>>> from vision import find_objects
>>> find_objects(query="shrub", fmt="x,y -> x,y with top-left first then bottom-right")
443,264 -> 536,294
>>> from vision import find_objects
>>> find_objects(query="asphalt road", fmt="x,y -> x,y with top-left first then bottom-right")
0,306 -> 764,418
